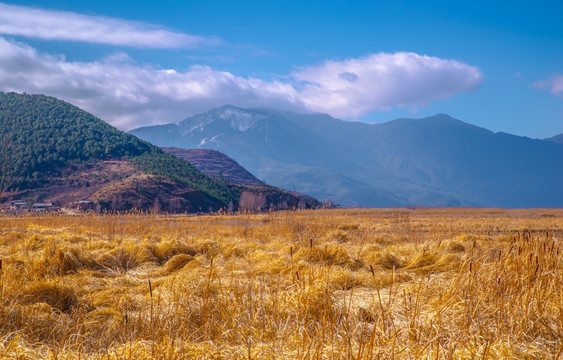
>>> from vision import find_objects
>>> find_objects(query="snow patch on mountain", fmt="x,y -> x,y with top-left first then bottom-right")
218,107 -> 263,132
198,134 -> 223,147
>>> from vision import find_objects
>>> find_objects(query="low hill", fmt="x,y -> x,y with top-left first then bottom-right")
0,93 -> 314,212
161,147 -> 264,186
131,106 -> 563,208
161,147 -> 320,209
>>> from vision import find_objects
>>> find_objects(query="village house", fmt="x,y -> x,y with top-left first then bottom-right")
9,201 -> 28,211
32,202 -> 54,212
74,200 -> 96,211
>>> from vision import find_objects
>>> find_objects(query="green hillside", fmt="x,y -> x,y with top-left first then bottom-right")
0,92 -> 234,206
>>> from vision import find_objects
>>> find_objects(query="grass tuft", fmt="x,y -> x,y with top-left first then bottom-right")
19,281 -> 79,313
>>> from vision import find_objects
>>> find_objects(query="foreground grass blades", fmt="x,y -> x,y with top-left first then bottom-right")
0,208 -> 562,359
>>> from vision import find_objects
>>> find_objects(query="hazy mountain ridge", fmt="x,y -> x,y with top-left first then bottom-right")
545,133 -> 563,144
131,106 -> 563,207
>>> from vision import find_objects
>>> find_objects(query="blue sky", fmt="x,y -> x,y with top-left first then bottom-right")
0,0 -> 561,138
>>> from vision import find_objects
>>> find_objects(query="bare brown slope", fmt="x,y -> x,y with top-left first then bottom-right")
162,147 -> 321,209
162,147 -> 265,186
4,160 -> 217,212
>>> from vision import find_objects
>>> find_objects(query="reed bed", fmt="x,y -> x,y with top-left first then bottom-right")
0,208 -> 562,359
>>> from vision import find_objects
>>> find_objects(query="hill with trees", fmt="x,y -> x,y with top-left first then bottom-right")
0,93 -> 313,212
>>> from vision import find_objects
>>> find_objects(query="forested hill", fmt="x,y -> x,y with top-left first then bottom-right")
0,92 -> 150,182
0,92 -> 234,209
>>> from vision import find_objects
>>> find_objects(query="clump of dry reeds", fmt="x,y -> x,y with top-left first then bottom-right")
0,208 -> 561,358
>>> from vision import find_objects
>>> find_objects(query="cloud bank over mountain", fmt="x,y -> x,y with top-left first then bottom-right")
292,53 -> 483,118
0,36 -> 483,129
0,2 -> 484,129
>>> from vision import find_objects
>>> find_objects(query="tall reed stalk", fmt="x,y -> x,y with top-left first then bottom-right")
0,258 -> 3,301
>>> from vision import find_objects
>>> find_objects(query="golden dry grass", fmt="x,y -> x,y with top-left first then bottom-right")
0,208 -> 562,359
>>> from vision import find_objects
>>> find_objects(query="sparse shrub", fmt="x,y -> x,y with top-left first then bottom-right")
369,234 -> 394,246
357,305 -> 377,323
327,267 -> 368,290
295,244 -> 359,269
99,244 -> 156,272
288,283 -> 337,322
456,234 -> 489,243
55,248 -> 83,274
200,240 -> 221,259
147,239 -> 200,263
222,243 -> 248,259
162,253 -> 195,274
19,281 -> 79,313
339,223 -> 359,231
330,229 -> 349,243
446,240 -> 466,253
371,251 -> 405,270
404,250 -> 439,270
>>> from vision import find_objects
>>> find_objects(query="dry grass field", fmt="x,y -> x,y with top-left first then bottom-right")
0,208 -> 562,359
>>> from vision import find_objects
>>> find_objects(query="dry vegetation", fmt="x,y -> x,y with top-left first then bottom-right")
0,208 -> 562,359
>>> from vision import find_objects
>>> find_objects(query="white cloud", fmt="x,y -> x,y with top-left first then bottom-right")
0,37 -> 300,129
292,52 -> 483,118
0,38 -> 483,129
533,73 -> 563,97
0,2 -> 215,48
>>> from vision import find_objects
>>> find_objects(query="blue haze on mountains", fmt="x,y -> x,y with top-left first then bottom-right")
131,106 -> 563,208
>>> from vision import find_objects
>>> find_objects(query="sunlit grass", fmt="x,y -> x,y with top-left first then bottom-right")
0,208 -> 562,359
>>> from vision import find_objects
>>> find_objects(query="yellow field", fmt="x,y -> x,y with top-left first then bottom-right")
0,208 -> 562,359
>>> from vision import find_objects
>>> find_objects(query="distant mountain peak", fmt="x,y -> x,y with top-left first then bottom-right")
428,113 -> 457,120
216,106 -> 265,132
179,105 -> 269,134
545,133 -> 563,144
384,113 -> 493,136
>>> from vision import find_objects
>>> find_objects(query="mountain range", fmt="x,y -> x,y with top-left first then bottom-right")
0,93 -> 316,212
546,133 -> 563,145
131,106 -> 563,208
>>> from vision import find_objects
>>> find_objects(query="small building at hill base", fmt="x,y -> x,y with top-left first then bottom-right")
32,203 -> 54,212
74,200 -> 96,211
